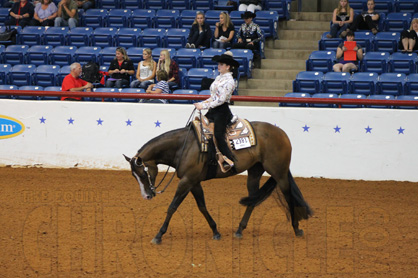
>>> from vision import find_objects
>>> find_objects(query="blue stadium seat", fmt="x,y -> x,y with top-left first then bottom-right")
388,52 -> 417,74
0,8 -> 10,25
318,32 -> 343,51
264,0 -> 291,20
119,87 -> 145,102
57,65 -> 71,85
205,10 -> 225,27
349,72 -> 379,95
229,48 -> 253,77
168,0 -> 191,10
114,27 -> 141,48
199,89 -> 211,95
67,27 -> 93,47
17,85 -> 43,100
192,0 -> 214,10
374,0 -> 395,13
82,9 -> 107,28
130,9 -> 155,29
17,26 -> 46,46
339,93 -> 367,108
0,44 -> 5,63
186,68 -> 213,90
43,27 -> 69,46
144,0 -> 166,9
171,89 -> 198,104
305,50 -> 336,72
360,51 -> 390,74
174,48 -> 201,70
384,12 -> 412,32
229,10 -> 244,28
0,84 -> 17,99
50,46 -> 77,66
367,94 -> 395,108
33,65 -> 60,87
164,28 -> 189,49
292,71 -> 324,94
349,0 -> 366,13
100,0 -> 121,9
74,46 -> 101,64
395,95 -> 418,109
151,47 -> 176,61
177,67 -> 187,89
322,72 -> 351,94
9,64 -> 36,87
26,45 -> 53,66
98,47 -> 117,66
405,73 -> 418,95
140,28 -> 166,48
0,26 -> 21,46
178,10 -> 200,28
91,87 -> 119,101
3,45 -> 29,65
199,48 -> 225,68
214,0 -> 237,12
155,10 -> 179,29
127,47 -> 146,64
121,0 -> 142,9
42,86 -> 62,100
372,32 -> 400,53
310,93 -> 338,108
376,73 -> 406,96
91,27 -> 117,47
395,0 -> 418,13
280,92 -> 311,107
107,9 -> 131,27
0,64 -> 11,85
254,11 -> 279,39
353,31 -> 374,52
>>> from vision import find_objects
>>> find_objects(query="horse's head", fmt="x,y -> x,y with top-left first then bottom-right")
124,154 -> 157,200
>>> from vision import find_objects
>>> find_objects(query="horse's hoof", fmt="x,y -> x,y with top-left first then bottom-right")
234,232 -> 243,239
151,238 -> 161,245
212,233 -> 221,240
294,229 -> 304,237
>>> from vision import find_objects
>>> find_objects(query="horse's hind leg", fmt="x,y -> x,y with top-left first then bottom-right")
191,183 -> 221,240
235,163 -> 264,238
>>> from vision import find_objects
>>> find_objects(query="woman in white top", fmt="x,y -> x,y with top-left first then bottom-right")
130,48 -> 156,89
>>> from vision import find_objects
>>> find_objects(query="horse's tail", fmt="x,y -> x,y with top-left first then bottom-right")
239,177 -> 277,207
287,171 -> 313,221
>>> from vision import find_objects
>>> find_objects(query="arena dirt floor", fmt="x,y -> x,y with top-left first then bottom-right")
0,167 -> 417,278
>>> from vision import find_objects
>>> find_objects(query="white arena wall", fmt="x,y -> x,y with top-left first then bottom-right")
1,99 -> 417,182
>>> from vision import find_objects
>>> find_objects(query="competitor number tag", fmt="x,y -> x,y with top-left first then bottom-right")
232,137 -> 251,150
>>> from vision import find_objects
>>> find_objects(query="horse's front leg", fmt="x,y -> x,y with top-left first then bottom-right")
152,181 -> 191,245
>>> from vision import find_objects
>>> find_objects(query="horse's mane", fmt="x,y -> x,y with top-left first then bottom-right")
137,126 -> 189,153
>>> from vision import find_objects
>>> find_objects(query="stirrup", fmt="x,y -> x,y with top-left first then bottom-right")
217,153 -> 234,173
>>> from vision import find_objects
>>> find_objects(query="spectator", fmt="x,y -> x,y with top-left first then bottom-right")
54,0 -> 78,29
213,12 -> 235,49
130,48 -> 156,89
346,0 -> 379,35
157,49 -> 179,90
29,0 -> 57,26
232,11 -> 263,67
398,18 -> 418,53
61,62 -> 93,101
5,0 -> 34,28
3,0 -> 19,9
333,31 -> 363,72
327,0 -> 354,38
106,47 -> 135,88
238,0 -> 262,13
143,70 -> 170,103
76,0 -> 94,11
186,11 -> 212,48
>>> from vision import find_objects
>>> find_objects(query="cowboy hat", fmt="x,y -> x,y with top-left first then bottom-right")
241,11 -> 256,19
211,52 -> 240,68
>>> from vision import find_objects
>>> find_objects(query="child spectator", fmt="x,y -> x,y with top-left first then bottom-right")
333,31 -> 363,72
143,70 -> 170,104
186,11 -> 212,48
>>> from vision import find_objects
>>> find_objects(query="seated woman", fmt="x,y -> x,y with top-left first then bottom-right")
186,11 -> 212,48
130,48 -> 156,89
327,0 -> 354,38
399,18 -> 418,53
346,0 -> 379,35
238,0 -> 262,13
30,0 -> 57,26
106,47 -> 135,88
143,70 -> 170,103
333,31 -> 363,72
157,49 -> 179,90
5,0 -> 34,28
213,12 -> 235,49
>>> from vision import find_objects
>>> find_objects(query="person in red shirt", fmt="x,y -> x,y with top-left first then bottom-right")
61,62 -> 93,100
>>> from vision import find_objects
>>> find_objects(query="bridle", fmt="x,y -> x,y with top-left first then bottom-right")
133,156 -> 156,195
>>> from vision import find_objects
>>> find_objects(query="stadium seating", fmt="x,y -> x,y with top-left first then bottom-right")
91,27 -> 117,47
292,71 -> 324,94
199,48 -> 225,68
171,89 -> 198,104
405,73 -> 418,95
0,64 -> 11,85
114,28 -> 141,48
106,9 -> 131,27
376,73 -> 406,95
91,87 -> 119,101
360,51 -> 390,74
374,0 -> 395,14
26,45 -> 53,66
0,8 -> 10,25
43,27 -> 69,46
339,93 -> 367,108
306,50 -> 336,72
17,85 -> 44,100
372,32 -> 400,53
67,27 -> 93,47
151,47 -> 176,61
33,65 -> 60,87
155,10 -> 180,29
395,95 -> 418,109
98,47 -> 117,66
127,47 -> 146,64
17,26 -> 46,46
384,12 -> 412,32
388,52 -> 417,74
205,10 -> 225,27
140,28 -> 166,48
82,9 -> 107,28
0,85 -> 18,99
121,0 -> 142,9
178,10 -> 200,28
50,46 -> 77,66
322,72 -> 351,94
74,46 -> 101,64
130,9 -> 155,29
119,88 -> 145,102
9,64 -> 36,87
3,45 -> 29,65
280,92 -> 311,107
367,94 -> 395,108
144,0 -> 167,9
42,86 -> 62,100
229,48 -> 253,77
310,93 -> 338,108
230,10 -> 244,27
395,0 -> 418,13
57,65 -> 71,85
264,0 -> 291,20
168,0 -> 191,10
349,72 -> 379,95
354,31 -> 374,52
164,28 -> 189,49
318,32 -> 343,51
254,10 -> 279,39
186,68 -> 213,90
174,48 -> 201,70
192,0 -> 214,10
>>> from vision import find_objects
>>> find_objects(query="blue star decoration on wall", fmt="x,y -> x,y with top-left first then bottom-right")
68,117 -> 74,125
126,119 -> 132,126
39,117 -> 46,124
155,120 -> 161,127
97,118 -> 103,125
365,126 -> 372,133
334,125 -> 341,133
302,124 -> 310,132
397,127 -> 405,134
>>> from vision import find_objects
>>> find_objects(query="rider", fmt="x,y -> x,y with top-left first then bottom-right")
194,51 -> 239,172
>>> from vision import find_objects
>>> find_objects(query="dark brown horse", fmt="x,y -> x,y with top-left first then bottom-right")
124,121 -> 312,244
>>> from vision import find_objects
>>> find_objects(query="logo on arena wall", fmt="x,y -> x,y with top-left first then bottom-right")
0,115 -> 25,139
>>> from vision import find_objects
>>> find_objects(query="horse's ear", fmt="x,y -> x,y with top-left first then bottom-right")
123,154 -> 131,162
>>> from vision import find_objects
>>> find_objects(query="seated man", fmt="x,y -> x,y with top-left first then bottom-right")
54,0 -> 78,29
61,62 -> 93,101
333,31 -> 363,72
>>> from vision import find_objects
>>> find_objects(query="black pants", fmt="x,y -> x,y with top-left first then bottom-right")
398,29 -> 418,51
205,103 -> 235,161
29,18 -> 55,27
187,31 -> 208,48
349,14 -> 377,32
